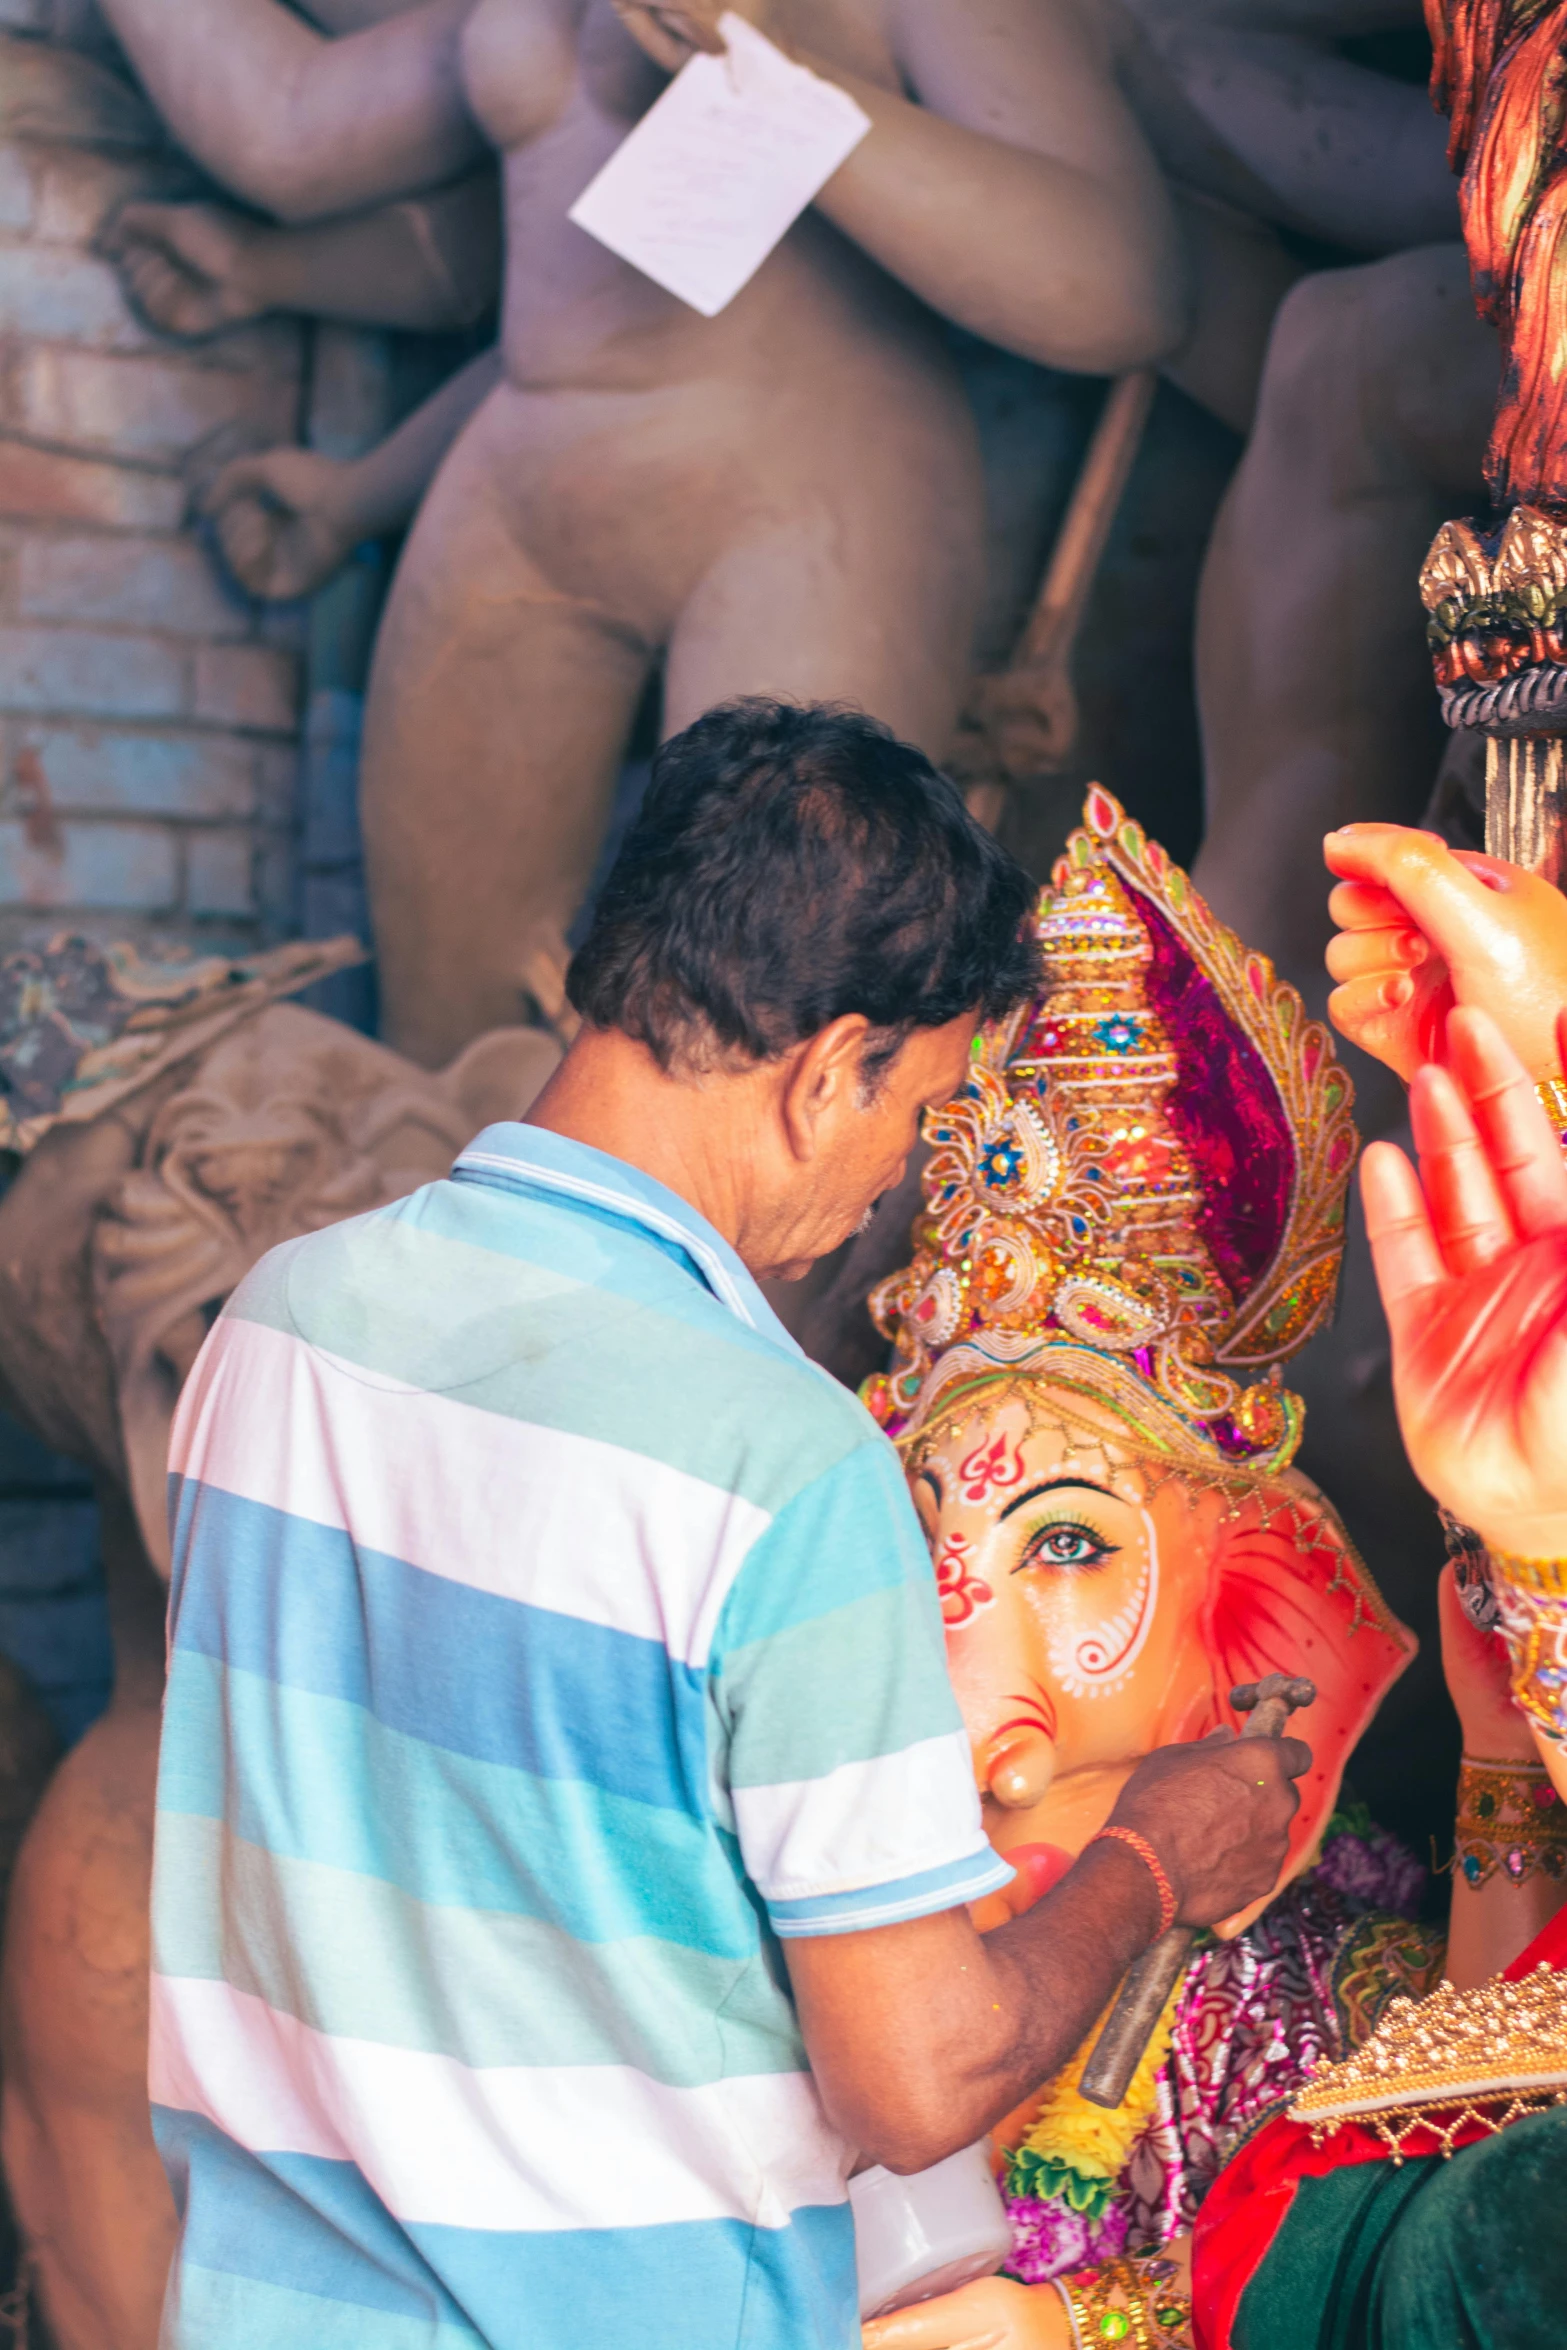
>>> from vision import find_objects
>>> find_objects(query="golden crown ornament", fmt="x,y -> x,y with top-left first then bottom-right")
863,788 -> 1359,1470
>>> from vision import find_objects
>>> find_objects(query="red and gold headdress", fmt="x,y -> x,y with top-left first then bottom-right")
863,788 -> 1358,1469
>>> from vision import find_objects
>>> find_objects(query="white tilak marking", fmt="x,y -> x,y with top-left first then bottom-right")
1048,1510 -> 1161,1702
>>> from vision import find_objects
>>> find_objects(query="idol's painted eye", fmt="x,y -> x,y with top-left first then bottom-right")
1016,1519 -> 1117,1574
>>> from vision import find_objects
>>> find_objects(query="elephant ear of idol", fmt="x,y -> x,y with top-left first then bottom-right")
865,783 -> 1358,1470
0,935 -> 559,1576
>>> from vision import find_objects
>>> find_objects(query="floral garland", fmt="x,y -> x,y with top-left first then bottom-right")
997,1823 -> 1430,2284
1002,1968 -> 1186,2219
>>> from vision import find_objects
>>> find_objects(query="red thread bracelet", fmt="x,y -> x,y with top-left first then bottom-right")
1088,1825 -> 1177,1936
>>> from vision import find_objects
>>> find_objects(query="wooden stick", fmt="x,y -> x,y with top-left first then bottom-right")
1485,734 -> 1567,886
957,369 -> 1157,829
1078,1675 -> 1316,2110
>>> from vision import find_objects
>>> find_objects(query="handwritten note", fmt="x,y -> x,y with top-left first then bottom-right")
569,14 -> 871,318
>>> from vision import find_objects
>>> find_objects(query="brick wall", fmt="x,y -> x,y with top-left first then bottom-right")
0,14 -> 314,1748
0,22 -> 306,955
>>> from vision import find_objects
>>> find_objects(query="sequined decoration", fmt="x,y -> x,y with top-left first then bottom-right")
863,788 -> 1357,1468
1489,1554 -> 1567,1742
1454,1756 -> 1567,1887
1290,1965 -> 1567,2160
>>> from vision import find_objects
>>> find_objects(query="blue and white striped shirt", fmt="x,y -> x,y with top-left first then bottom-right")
150,1121 -> 1009,2350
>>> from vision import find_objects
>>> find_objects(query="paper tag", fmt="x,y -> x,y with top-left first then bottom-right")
569,14 -> 871,318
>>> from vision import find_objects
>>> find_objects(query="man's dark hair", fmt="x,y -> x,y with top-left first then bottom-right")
567,699 -> 1041,1080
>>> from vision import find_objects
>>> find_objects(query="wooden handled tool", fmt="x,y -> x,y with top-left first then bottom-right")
1078,1674 -> 1316,2111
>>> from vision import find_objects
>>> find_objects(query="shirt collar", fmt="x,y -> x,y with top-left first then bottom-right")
451,1122 -> 806,1357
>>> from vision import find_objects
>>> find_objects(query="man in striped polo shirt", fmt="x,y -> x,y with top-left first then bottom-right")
150,700 -> 1307,2350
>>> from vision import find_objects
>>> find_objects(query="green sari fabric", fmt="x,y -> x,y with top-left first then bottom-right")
1233,2109 -> 1567,2349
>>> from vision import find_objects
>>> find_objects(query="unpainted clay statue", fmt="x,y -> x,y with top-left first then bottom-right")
0,952 -> 556,2350
86,0 -> 1205,1066
855,796 -> 1563,2350
103,0 -> 1458,621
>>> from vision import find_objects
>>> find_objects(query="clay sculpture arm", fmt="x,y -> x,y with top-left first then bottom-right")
200,347 -> 504,598
1114,0 -> 1457,256
94,0 -> 485,223
831,0 -> 1187,371
103,170 -> 501,337
614,0 -> 1187,372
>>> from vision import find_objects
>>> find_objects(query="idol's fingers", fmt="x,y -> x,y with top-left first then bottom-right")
1409,1059 -> 1518,1277
1323,923 -> 1427,984
1360,1139 -> 1449,1334
1445,1005 -> 1567,1240
1326,972 -> 1421,1078
1326,877 -> 1409,934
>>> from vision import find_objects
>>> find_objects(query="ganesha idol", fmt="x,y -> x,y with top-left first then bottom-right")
861,790 -> 1436,2339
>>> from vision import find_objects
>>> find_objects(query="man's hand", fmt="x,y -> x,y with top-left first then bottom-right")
1361,1003 -> 1567,1558
1105,1725 -> 1308,1927
1323,823 -> 1567,1082
863,2275 -> 1068,2350
103,202 -> 269,340
201,446 -> 363,601
785,1732 -> 1307,2175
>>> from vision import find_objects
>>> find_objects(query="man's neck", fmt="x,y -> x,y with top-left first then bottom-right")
523,1025 -> 766,1256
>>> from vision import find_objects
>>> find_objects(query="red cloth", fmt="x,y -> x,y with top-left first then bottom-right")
1191,1902 -> 1567,2350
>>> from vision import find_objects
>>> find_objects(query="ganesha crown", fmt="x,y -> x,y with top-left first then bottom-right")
863,786 -> 1358,1463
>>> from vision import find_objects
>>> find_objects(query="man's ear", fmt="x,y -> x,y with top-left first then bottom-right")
778,1014 -> 873,1159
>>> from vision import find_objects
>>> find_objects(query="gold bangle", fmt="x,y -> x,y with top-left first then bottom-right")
1060,2256 -> 1190,2347
1057,2270 -> 1095,2350
1131,2253 -> 1193,2347
1536,1075 -> 1567,1140
1454,1754 -> 1567,1886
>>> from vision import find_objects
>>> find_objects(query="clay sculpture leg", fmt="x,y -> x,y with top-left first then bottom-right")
1192,243 -> 1498,1011
0,1702 -> 170,2350
359,399 -> 658,1069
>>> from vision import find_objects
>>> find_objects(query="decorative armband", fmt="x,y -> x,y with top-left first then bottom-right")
1057,2254 -> 1192,2347
1454,1755 -> 1567,1886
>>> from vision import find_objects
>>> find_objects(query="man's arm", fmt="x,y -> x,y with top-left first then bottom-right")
785,1728 -> 1306,2171
97,0 -> 484,223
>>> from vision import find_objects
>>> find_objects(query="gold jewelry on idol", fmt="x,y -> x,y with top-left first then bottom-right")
1289,1965 -> 1567,2161
1487,1553 -> 1567,1743
1055,2256 -> 1191,2348
1454,1755 -> 1567,1888
861,787 -> 1357,1471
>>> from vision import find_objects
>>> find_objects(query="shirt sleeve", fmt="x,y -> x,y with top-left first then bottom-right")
708,1430 -> 1013,1938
